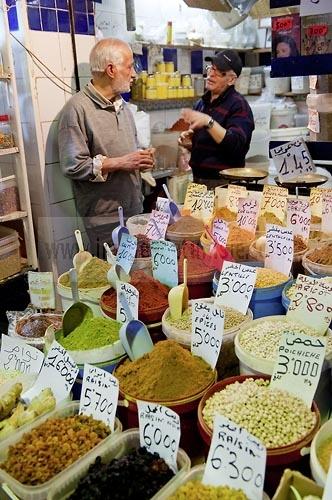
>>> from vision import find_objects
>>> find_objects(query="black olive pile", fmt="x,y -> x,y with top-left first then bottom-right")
70,447 -> 174,499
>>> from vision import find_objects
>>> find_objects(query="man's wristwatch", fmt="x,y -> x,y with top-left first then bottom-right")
205,117 -> 214,129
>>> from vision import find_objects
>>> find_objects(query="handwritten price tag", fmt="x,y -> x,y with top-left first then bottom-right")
309,75 -> 318,90
116,233 -> 137,274
212,218 -> 229,247
226,185 -> 247,212
79,363 -> 119,431
184,182 -> 207,210
309,187 -> 328,220
22,341 -> 78,404
322,193 -> 332,233
151,240 -> 178,288
203,414 -> 266,500
260,185 -> 288,223
201,191 -> 215,223
191,299 -> 224,369
287,199 -> 311,243
145,210 -> 170,240
236,198 -> 259,234
116,281 -> 139,323
156,197 -> 170,213
28,272 -> 55,309
265,224 -> 293,275
271,332 -> 326,407
215,261 -> 256,315
137,401 -> 181,473
300,0 -> 331,17
287,274 -> 332,334
271,138 -> 315,182
308,109 -> 320,134
0,335 -> 44,375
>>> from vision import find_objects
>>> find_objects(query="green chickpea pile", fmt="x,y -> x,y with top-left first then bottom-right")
169,480 -> 247,499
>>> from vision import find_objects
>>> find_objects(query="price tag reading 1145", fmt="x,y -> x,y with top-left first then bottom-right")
137,401 -> 181,473
203,414 -> 266,500
271,332 -> 326,407
79,363 -> 119,431
265,225 -> 293,276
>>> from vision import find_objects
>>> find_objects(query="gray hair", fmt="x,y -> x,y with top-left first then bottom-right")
89,38 -> 131,74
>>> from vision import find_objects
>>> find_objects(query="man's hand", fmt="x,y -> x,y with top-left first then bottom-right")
181,108 -> 210,130
102,149 -> 154,173
178,129 -> 194,151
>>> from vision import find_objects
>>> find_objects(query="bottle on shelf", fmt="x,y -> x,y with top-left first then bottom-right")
166,21 -> 173,45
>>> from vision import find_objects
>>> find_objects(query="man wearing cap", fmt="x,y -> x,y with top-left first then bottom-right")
179,49 -> 254,188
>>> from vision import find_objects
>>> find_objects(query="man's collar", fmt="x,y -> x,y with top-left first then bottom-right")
84,82 -> 124,113
202,85 -> 234,105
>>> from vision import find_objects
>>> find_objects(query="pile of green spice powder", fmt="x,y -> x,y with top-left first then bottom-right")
58,317 -> 121,351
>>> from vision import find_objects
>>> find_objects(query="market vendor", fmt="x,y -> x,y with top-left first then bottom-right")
58,38 -> 154,255
178,50 -> 254,189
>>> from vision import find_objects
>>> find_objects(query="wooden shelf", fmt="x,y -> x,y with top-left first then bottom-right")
139,41 -> 253,53
253,48 -> 271,54
0,146 -> 18,156
0,260 -> 33,286
131,97 -> 197,111
0,210 -> 27,223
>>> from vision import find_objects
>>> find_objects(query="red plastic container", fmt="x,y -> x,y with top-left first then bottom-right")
197,374 -> 320,496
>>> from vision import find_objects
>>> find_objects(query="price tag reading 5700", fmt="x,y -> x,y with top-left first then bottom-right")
203,414 -> 266,500
137,401 -> 181,473
79,363 -> 119,431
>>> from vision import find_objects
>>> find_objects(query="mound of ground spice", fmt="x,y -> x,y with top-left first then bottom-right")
60,257 -> 111,288
115,339 -> 214,401
167,216 -> 204,234
178,241 -> 217,279
307,243 -> 332,265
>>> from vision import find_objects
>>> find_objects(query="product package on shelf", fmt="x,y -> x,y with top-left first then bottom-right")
272,13 -> 301,59
301,13 -> 332,56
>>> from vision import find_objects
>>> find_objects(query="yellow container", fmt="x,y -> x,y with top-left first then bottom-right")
140,70 -> 148,83
155,72 -> 164,84
146,74 -> 156,86
188,86 -> 195,97
182,74 -> 192,87
182,86 -> 190,97
156,61 -> 166,73
177,86 -> 184,98
165,61 -> 175,73
173,72 -> 181,87
146,86 -> 157,99
156,83 -> 168,99
167,86 -> 177,98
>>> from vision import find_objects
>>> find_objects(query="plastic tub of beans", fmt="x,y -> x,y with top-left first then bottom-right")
303,243 -> 332,278
197,375 -> 320,497
281,279 -> 294,312
166,216 -> 204,250
213,265 -> 292,319
0,401 -> 122,500
162,299 -> 253,379
310,417 -> 332,487
234,315 -> 332,421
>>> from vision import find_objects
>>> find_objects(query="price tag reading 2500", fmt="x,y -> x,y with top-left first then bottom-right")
137,401 -> 181,473
203,414 -> 266,500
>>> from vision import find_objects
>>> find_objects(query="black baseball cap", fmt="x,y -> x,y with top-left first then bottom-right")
208,49 -> 243,77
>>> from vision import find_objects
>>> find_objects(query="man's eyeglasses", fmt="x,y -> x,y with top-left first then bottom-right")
205,65 -> 228,77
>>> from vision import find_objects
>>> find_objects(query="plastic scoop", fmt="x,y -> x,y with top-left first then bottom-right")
112,206 -> 129,249
107,263 -> 130,289
168,258 -> 189,320
104,242 -> 116,265
162,183 -> 181,222
73,229 -> 92,273
62,268 -> 93,337
118,292 -> 153,361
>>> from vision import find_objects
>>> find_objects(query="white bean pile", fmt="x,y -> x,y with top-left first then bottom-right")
202,378 -> 317,448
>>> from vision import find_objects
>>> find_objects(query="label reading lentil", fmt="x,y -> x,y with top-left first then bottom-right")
203,414 -> 266,500
0,335 -> 44,375
145,210 -> 170,240
287,199 -> 311,243
191,299 -> 224,369
28,271 -> 55,309
22,340 -> 78,404
265,224 -> 293,275
212,218 -> 229,247
271,332 -> 326,407
271,138 -> 315,182
151,239 -> 178,288
226,185 -> 247,213
137,401 -> 180,473
236,197 -> 259,234
260,185 -> 288,222
215,261 -> 256,315
116,233 -> 137,275
287,273 -> 332,334
116,281 -> 139,323
79,363 -> 119,431
321,193 -> 332,233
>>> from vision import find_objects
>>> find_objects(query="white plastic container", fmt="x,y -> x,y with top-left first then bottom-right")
310,418 -> 332,487
264,67 -> 291,94
235,67 -> 251,95
0,401 -> 122,500
56,276 -> 109,316
250,102 -> 272,130
271,104 -> 296,129
291,75 -> 309,94
270,126 -> 309,142
126,213 -> 151,236
246,128 -> 270,161
48,428 -> 191,500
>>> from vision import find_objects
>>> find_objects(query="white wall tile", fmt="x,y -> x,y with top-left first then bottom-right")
35,77 -> 66,122
41,121 -> 59,164
62,78 -> 77,102
59,33 -> 75,78
45,162 -> 74,205
75,35 -> 95,74
29,31 -> 62,79
50,199 -> 78,240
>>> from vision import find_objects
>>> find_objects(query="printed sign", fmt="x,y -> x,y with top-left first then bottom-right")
215,261 -> 256,315
137,401 -> 180,473
145,210 -> 170,240
79,364 -> 119,431
203,414 -> 266,500
226,185 -> 247,212
260,185 -> 288,223
28,272 -> 55,309
236,198 -> 259,234
191,299 -> 224,370
151,239 -> 178,288
271,138 -> 315,182
287,199 -> 311,243
116,233 -> 137,274
271,332 -> 326,407
287,274 -> 332,334
22,341 -> 78,404
0,335 -> 44,375
300,0 -> 331,17
321,193 -> 332,233
116,281 -> 139,324
265,224 -> 293,275
212,218 -> 229,247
